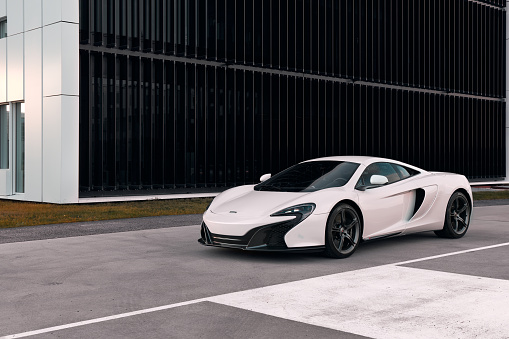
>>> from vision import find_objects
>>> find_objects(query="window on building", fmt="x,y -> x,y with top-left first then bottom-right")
0,18 -> 6,39
14,103 -> 24,193
0,105 -> 8,169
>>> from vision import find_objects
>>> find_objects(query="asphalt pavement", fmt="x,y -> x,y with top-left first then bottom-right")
0,201 -> 508,338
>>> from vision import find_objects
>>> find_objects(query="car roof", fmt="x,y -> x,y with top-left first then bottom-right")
303,156 -> 426,172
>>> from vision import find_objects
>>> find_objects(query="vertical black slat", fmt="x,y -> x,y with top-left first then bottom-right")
271,0 -> 279,68
353,0 -> 360,79
262,0 -> 271,66
332,0 -> 339,76
288,0 -> 296,71
217,67 -> 226,186
295,77 -> 304,162
253,0 -> 263,65
245,71 -> 254,182
262,73 -> 271,173
164,60 -> 174,188
236,0 -> 244,63
318,0 -> 325,74
216,0 -> 225,61
243,0 -> 253,64
379,0 -> 386,82
287,76 -> 296,165
161,59 -> 166,186
252,72 -> 261,181
303,78 -> 311,160
196,64 -> 205,186
270,75 -> 279,171
311,0 -> 318,72
303,0 -> 311,71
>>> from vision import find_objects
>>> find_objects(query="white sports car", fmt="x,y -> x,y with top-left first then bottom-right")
199,156 -> 473,258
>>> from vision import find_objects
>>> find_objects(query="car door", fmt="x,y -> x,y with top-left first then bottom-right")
356,162 -> 417,239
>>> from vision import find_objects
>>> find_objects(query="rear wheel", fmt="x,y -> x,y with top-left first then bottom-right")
435,192 -> 471,239
324,203 -> 362,259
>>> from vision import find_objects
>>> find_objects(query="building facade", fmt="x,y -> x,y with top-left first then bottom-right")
0,0 -> 506,203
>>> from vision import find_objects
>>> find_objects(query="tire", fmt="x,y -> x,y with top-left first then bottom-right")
434,191 -> 471,239
324,203 -> 362,259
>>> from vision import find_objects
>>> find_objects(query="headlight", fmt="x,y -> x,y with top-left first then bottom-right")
271,203 -> 316,221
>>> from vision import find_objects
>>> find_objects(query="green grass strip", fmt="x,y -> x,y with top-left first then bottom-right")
0,198 -> 213,228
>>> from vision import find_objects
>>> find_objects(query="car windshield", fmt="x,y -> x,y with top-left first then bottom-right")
254,161 -> 360,192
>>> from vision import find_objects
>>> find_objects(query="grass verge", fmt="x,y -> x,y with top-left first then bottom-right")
472,190 -> 509,201
0,198 -> 213,228
0,191 -> 507,228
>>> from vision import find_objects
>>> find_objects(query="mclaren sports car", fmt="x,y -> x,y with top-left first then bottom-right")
198,156 -> 473,258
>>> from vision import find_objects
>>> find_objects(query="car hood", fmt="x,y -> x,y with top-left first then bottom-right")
210,189 -> 309,218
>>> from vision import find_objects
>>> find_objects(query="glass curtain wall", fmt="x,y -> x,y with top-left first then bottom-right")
0,19 -> 6,39
14,103 -> 24,193
0,105 -> 8,169
78,0 -> 507,194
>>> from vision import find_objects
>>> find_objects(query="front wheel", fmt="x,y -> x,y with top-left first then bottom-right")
435,191 -> 471,239
324,203 -> 362,259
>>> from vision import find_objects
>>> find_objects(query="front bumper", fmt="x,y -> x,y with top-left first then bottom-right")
198,219 -> 324,252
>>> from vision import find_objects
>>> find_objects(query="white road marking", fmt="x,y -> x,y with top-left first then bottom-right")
2,241 -> 509,339
210,265 -> 509,339
0,299 -> 208,339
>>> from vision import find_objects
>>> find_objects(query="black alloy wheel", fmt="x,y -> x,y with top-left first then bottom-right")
325,203 -> 362,259
435,191 -> 471,239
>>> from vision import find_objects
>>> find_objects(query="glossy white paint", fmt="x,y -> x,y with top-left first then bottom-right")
0,0 -> 79,203
203,156 -> 473,251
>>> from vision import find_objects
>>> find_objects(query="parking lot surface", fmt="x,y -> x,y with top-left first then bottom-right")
1,204 -> 508,338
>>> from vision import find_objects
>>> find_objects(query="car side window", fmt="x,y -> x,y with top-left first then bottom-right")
392,164 -> 419,179
356,162 -> 401,187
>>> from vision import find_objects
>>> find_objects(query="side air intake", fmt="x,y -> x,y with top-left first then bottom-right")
412,188 -> 426,217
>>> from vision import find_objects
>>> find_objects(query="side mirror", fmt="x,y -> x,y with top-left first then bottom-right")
260,173 -> 271,182
370,175 -> 389,185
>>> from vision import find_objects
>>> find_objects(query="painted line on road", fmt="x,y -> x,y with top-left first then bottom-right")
0,299 -> 208,339
2,241 -> 509,338
390,241 -> 509,266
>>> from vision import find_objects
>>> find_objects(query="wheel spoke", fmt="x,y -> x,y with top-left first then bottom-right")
457,216 -> 466,226
458,205 -> 467,214
454,219 -> 459,231
344,218 -> 357,231
337,234 -> 345,250
343,232 -> 355,245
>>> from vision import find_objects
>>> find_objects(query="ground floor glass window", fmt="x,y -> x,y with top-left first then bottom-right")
14,103 -> 24,193
0,105 -> 8,169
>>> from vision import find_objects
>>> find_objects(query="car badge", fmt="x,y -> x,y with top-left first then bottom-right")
229,211 -> 237,213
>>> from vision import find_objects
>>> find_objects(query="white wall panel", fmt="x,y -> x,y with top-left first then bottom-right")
6,0 -> 23,36
61,22 -> 78,96
59,95 -> 79,203
7,34 -> 24,102
24,28 -> 42,201
42,95 -> 60,203
62,0 -> 78,24
0,0 -> 6,18
42,0 -> 61,26
42,95 -> 79,203
42,23 -> 60,97
0,39 -> 6,103
24,0 -> 42,32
